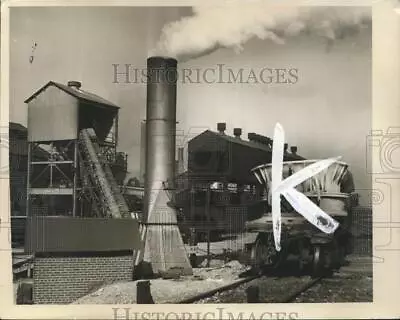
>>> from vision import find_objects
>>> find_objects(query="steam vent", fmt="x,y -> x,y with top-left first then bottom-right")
142,56 -> 193,276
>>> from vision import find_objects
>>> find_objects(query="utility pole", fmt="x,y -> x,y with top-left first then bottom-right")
206,185 -> 211,267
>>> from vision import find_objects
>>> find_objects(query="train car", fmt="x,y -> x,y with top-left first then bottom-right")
244,160 -> 356,277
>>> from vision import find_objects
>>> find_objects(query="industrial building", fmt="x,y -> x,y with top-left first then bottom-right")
173,123 -> 305,240
11,80 -> 144,304
9,57 -> 372,304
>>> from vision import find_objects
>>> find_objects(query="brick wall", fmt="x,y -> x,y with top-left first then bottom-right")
33,252 -> 133,304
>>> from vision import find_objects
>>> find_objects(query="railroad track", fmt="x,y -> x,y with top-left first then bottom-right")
178,273 -> 262,304
178,271 -> 325,304
276,276 -> 323,303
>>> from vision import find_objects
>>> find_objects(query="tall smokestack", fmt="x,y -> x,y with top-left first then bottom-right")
144,57 -> 177,218
142,56 -> 192,277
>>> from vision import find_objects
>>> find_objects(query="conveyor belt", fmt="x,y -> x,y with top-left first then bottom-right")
79,128 -> 130,218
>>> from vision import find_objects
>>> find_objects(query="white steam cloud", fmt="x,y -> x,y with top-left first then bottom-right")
153,5 -> 371,61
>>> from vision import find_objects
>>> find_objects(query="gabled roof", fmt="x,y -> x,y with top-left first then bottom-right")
208,130 -> 273,152
24,81 -> 119,109
192,130 -> 305,161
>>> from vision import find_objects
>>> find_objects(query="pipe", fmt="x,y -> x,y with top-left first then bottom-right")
139,120 -> 146,184
144,56 -> 177,221
177,147 -> 185,174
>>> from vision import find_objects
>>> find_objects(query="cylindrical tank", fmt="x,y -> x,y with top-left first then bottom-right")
139,120 -> 146,184
144,56 -> 177,221
177,147 -> 185,174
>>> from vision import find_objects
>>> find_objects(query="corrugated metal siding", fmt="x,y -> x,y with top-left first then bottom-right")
188,132 -> 230,176
231,142 -> 272,183
25,216 -> 140,253
28,86 -> 78,142
225,205 -> 248,233
11,217 -> 27,247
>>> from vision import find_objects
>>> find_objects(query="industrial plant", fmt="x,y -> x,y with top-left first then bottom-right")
7,55 -> 373,305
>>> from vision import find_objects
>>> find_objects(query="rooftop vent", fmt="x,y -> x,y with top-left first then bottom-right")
217,123 -> 226,134
67,81 -> 82,90
248,132 -> 256,141
233,128 -> 242,139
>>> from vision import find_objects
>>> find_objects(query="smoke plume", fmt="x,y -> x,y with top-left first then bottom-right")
153,5 -> 371,61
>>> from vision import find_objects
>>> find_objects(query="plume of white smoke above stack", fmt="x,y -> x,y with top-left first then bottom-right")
153,5 -> 371,61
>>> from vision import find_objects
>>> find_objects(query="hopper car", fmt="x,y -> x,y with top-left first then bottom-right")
244,160 -> 355,277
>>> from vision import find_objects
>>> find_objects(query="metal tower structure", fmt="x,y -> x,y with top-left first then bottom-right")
24,80 -> 128,218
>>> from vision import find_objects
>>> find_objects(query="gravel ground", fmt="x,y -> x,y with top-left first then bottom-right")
294,255 -> 373,303
294,274 -> 372,302
74,255 -> 372,304
195,276 -> 312,303
16,254 -> 371,305
74,260 -> 250,304
196,272 -> 372,303
196,255 -> 373,303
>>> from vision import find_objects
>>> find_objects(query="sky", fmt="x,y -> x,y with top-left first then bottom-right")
9,6 -> 372,205
10,6 -> 189,170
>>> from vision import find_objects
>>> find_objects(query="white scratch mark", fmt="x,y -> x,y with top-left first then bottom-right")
271,123 -> 339,251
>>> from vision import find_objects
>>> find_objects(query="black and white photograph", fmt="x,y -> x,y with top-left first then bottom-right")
3,2 -> 377,312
